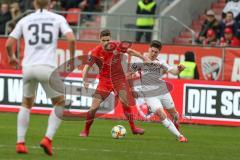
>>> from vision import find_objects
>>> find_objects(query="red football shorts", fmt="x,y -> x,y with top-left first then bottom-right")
94,77 -> 135,106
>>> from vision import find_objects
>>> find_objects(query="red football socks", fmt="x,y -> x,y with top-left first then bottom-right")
123,106 -> 136,130
84,111 -> 95,132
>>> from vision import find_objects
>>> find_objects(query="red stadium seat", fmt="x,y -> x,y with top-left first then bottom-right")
173,37 -> 192,44
192,19 -> 204,26
212,2 -> 226,9
219,0 -> 226,3
79,29 -> 99,40
212,8 -> 223,15
180,31 -> 194,38
66,8 -> 81,25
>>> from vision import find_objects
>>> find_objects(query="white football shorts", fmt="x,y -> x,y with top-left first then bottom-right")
144,92 -> 175,113
23,65 -> 63,98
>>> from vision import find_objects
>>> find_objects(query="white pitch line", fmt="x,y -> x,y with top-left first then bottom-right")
0,144 -> 188,157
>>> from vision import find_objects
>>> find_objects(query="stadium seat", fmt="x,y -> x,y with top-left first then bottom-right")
79,33 -> 99,40
79,29 -> 99,40
66,8 -> 81,25
180,31 -> 194,38
212,2 -> 226,9
192,20 -> 202,27
199,15 -> 206,21
173,37 -> 192,44
219,0 -> 226,3
192,24 -> 202,31
212,8 -> 223,15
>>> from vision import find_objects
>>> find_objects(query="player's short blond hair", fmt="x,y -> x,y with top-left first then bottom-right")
35,0 -> 49,9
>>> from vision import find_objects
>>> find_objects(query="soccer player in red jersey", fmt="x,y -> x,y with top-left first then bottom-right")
80,29 -> 148,137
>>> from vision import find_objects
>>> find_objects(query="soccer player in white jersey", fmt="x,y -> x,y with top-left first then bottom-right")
131,40 -> 187,142
5,0 -> 75,156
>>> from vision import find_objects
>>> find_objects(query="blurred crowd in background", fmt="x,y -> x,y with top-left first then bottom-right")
0,0 -> 101,35
1,0 -> 240,47
196,0 -> 240,47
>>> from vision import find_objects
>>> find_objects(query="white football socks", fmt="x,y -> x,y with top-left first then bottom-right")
162,118 -> 181,137
17,106 -> 30,143
45,106 -> 64,140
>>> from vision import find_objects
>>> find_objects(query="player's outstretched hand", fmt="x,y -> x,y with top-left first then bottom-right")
9,56 -> 19,69
177,64 -> 185,72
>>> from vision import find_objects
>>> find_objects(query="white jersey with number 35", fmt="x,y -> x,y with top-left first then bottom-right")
9,9 -> 72,67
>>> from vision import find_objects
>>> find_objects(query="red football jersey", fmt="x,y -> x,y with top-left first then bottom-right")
89,42 -> 125,79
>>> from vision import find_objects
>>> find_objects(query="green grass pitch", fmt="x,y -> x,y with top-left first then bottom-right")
0,112 -> 240,160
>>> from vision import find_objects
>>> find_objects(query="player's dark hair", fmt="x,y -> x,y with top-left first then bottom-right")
100,29 -> 111,38
150,40 -> 162,50
185,51 -> 195,62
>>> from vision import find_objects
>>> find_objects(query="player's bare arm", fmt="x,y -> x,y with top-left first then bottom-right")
5,37 -> 20,67
64,32 -> 75,71
82,64 -> 91,89
65,32 -> 76,59
168,64 -> 185,75
127,48 -> 151,62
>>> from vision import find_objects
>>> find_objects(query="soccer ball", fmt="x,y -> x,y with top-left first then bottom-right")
111,125 -> 127,139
